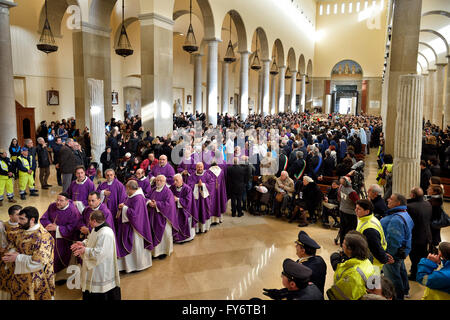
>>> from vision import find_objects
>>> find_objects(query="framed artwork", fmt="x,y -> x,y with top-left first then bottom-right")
112,91 -> 119,105
187,95 -> 192,104
230,97 -> 233,105
47,90 -> 59,106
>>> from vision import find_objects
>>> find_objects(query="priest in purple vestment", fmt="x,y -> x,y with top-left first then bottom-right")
171,174 -> 197,243
79,191 -> 116,236
40,192 -> 81,273
177,146 -> 197,183
97,169 -> 127,228
146,175 -> 179,258
208,161 -> 228,224
187,162 -> 215,233
116,180 -> 153,273
149,155 -> 176,186
135,169 -> 151,196
67,166 -> 96,214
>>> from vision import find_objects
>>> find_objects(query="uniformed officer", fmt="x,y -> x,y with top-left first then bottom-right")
262,258 -> 323,300
0,149 -> 17,206
295,231 -> 327,295
16,147 -> 39,200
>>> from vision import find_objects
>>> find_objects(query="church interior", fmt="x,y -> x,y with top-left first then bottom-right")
0,0 -> 449,301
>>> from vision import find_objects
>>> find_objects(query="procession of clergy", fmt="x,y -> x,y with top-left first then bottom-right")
0,150 -> 229,300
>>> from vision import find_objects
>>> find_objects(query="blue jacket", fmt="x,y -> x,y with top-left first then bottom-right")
417,258 -> 450,295
380,206 -> 414,258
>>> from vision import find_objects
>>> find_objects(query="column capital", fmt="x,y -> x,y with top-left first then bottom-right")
78,21 -> 111,38
436,63 -> 448,67
428,69 -> 437,72
192,52 -> 204,57
238,50 -> 251,56
204,38 -> 222,44
138,13 -> 174,30
0,0 -> 16,9
261,59 -> 271,63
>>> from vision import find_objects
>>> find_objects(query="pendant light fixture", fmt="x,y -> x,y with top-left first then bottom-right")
37,0 -> 58,54
270,50 -> 278,75
224,13 -> 236,63
296,71 -> 301,82
250,31 -> 261,71
285,66 -> 292,79
305,75 -> 310,84
115,0 -> 134,58
182,0 -> 198,53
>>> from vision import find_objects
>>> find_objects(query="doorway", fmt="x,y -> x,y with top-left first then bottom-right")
15,101 -> 35,146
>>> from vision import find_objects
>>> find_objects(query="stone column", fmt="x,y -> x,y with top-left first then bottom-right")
278,66 -> 286,113
290,71 -> 297,112
261,59 -> 270,116
0,0 -> 17,149
193,53 -> 203,114
445,57 -> 450,128
270,73 -> 277,114
73,23 -> 112,130
221,61 -> 229,114
434,63 -> 446,128
206,39 -> 219,126
239,51 -> 250,120
139,13 -> 174,137
392,74 -> 424,197
87,79 -> 106,172
422,73 -> 428,122
427,69 -> 436,124
257,70 -> 263,114
300,74 -> 306,113
384,0 -> 422,155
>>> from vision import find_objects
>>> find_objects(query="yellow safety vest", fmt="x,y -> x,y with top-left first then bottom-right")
357,214 -> 387,268
0,159 -> 8,172
18,156 -> 31,171
422,287 -> 450,300
327,258 -> 375,300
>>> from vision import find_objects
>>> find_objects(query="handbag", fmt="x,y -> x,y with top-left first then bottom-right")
275,193 -> 284,203
431,208 -> 450,229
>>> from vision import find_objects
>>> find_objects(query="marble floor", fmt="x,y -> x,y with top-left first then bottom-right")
1,149 -> 448,300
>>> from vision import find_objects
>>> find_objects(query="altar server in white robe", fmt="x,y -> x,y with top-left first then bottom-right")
71,210 -> 121,300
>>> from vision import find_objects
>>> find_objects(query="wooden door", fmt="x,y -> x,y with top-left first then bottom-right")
15,101 -> 35,147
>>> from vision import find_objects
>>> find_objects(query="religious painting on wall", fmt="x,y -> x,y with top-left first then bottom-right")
187,95 -> 192,104
331,60 -> 363,79
112,91 -> 119,105
47,90 -> 59,106
230,97 -> 233,105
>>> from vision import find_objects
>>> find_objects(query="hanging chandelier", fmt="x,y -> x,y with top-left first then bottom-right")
115,0 -> 134,58
285,66 -> 292,79
250,32 -> 261,71
182,0 -> 198,53
37,0 -> 58,54
305,75 -> 310,84
224,13 -> 236,63
296,72 -> 301,82
270,51 -> 278,75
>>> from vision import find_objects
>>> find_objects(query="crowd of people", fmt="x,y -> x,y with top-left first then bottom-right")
0,110 -> 449,300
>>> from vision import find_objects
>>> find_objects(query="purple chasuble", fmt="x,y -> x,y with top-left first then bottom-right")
177,157 -> 197,183
116,189 -> 154,258
208,166 -> 228,216
40,201 -> 81,272
170,183 -> 197,242
146,185 -> 180,246
187,171 -> 215,224
149,163 -> 176,186
67,177 -> 96,206
80,203 -> 116,235
137,176 -> 152,195
97,178 -> 127,225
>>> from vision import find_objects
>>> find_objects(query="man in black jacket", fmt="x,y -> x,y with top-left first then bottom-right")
406,187 -> 432,280
57,138 -> 78,192
367,184 -> 388,220
36,137 -> 52,189
420,160 -> 432,193
52,137 -> 63,186
355,199 -> 394,269
226,158 -> 248,217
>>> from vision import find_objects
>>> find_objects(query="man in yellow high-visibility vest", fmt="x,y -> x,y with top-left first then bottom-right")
355,199 -> 394,272
0,149 -> 17,206
16,147 -> 39,200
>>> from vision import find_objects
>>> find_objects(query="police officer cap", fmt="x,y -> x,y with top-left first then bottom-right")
282,258 -> 312,282
22,147 -> 29,152
295,231 -> 321,249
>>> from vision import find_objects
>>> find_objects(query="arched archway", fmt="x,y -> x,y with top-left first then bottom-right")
272,39 -> 285,67
330,59 -> 364,115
